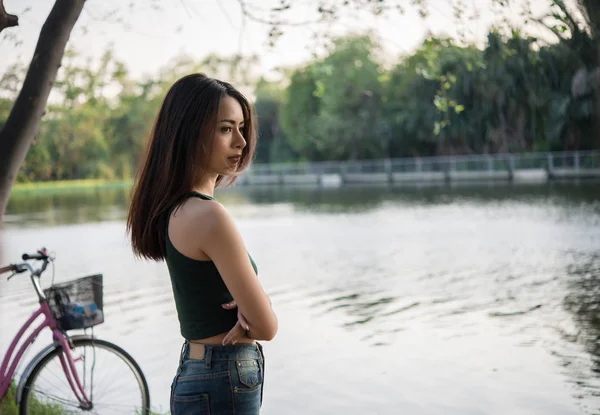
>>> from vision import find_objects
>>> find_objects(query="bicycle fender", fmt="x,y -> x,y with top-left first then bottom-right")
16,334 -> 94,403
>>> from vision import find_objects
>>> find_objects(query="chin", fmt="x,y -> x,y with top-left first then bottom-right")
224,165 -> 240,174
216,169 -> 237,178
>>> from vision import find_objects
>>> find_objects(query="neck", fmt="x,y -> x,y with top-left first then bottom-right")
193,173 -> 219,197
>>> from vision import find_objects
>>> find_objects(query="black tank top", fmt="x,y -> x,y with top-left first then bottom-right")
165,192 -> 258,340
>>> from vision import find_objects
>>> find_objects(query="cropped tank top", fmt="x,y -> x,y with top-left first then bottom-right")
165,191 -> 258,340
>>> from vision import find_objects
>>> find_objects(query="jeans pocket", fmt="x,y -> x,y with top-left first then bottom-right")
170,378 -> 175,413
170,365 -> 183,414
235,359 -> 261,390
172,393 -> 210,415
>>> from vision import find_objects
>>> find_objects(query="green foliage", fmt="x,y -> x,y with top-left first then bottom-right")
0,380 -> 63,415
279,35 -> 385,161
280,30 -> 598,159
0,381 -> 18,415
0,24 -> 598,183
254,78 -> 293,163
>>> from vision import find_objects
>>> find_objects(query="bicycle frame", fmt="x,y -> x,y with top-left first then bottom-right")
0,271 -> 92,406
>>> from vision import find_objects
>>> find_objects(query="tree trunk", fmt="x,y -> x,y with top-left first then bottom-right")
0,0 -> 85,217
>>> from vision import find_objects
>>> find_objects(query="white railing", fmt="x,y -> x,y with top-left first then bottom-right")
246,150 -> 600,176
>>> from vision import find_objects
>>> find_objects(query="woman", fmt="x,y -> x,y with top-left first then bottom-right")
127,73 -> 278,414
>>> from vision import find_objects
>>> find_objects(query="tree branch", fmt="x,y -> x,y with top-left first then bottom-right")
0,0 -> 18,34
578,0 -> 599,37
552,0 -> 581,34
234,0 -> 323,27
532,16 -> 569,42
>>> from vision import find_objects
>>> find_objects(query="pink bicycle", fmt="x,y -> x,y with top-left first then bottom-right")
0,248 -> 150,414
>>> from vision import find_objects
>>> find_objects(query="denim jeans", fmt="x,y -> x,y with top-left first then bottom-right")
170,341 -> 265,414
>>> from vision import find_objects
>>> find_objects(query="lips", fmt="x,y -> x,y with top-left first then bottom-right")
228,155 -> 241,163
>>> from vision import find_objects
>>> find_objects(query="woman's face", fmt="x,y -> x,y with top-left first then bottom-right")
207,95 -> 247,175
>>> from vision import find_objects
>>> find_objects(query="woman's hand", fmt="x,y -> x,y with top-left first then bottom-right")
222,320 -> 247,345
221,300 -> 250,345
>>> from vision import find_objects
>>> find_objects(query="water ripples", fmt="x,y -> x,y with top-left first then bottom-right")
3,182 -> 600,414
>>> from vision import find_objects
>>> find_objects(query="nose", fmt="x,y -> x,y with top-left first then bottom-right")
234,129 -> 246,150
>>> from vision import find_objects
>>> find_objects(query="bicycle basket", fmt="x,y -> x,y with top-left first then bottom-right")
43,274 -> 104,331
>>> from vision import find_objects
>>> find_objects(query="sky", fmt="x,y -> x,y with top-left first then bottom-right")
0,0 -> 575,85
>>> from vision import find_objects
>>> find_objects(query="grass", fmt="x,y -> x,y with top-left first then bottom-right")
1,380 -> 63,415
12,179 -> 133,194
0,381 -> 19,415
1,380 -> 167,415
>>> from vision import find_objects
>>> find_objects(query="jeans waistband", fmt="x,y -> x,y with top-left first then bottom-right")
180,341 -> 263,364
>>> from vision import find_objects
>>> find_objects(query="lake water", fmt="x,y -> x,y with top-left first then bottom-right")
1,182 -> 600,414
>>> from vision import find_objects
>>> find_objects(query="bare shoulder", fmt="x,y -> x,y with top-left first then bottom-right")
169,197 -> 234,260
177,197 -> 229,224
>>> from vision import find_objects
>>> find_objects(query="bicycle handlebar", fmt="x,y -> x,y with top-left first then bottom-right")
0,264 -> 16,274
22,249 -> 49,261
1,248 -> 52,279
1,248 -> 53,301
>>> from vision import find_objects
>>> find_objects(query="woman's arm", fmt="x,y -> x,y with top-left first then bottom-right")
202,203 -> 278,341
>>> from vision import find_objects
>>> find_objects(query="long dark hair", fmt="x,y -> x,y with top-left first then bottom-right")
127,73 -> 257,261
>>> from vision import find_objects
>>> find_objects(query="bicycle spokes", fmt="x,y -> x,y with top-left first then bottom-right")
22,340 -> 149,414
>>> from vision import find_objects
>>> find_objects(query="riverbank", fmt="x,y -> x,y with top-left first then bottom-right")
8,149 -> 600,194
12,179 -> 133,194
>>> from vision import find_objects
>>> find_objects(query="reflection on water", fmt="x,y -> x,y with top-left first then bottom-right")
563,253 -> 600,405
6,186 -> 131,226
3,181 -> 600,414
7,181 -> 600,225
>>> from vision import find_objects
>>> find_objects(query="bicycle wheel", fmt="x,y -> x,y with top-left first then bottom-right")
20,337 -> 150,415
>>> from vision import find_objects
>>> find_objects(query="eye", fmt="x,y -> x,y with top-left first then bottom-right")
221,126 -> 233,133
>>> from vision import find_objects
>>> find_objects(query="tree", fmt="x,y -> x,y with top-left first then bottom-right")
460,0 -> 600,147
280,35 -> 383,161
253,79 -> 290,163
0,0 -> 85,217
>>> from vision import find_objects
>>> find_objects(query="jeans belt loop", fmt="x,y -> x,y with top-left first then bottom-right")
204,345 -> 212,369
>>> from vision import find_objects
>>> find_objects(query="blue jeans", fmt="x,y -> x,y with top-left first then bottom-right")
170,341 -> 265,414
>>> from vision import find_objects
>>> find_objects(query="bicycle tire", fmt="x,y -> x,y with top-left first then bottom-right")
20,337 -> 150,415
